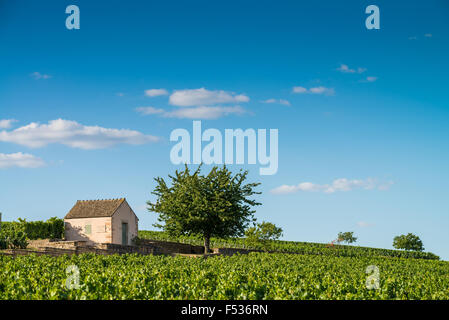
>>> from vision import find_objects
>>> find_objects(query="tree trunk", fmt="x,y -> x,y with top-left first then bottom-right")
204,236 -> 210,254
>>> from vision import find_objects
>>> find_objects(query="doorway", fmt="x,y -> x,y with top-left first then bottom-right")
121,222 -> 128,245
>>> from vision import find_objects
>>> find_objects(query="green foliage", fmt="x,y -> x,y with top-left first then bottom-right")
245,221 -> 283,251
0,252 -> 448,299
393,233 -> 424,252
1,217 -> 64,240
148,165 -> 261,253
0,222 -> 28,249
0,238 -> 6,250
337,232 -> 358,244
138,230 -> 439,260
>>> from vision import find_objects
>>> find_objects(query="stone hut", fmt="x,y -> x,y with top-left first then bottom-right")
64,198 -> 138,246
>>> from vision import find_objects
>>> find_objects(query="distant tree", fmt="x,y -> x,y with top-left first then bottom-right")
337,231 -> 358,244
393,233 -> 424,252
148,165 -> 261,254
245,221 -> 283,251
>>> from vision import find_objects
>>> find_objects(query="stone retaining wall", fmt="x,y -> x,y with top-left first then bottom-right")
138,239 -> 205,254
3,238 -> 260,258
12,239 -> 169,257
212,247 -> 262,255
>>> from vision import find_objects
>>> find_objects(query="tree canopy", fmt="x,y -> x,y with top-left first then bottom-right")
393,233 -> 424,252
245,221 -> 283,251
148,165 -> 261,253
337,231 -> 358,244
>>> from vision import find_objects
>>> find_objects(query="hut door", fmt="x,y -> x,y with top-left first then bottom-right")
122,222 -> 128,245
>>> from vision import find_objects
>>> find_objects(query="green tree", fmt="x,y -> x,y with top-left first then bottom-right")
245,221 -> 283,251
337,231 -> 358,244
393,233 -> 424,251
148,165 -> 261,254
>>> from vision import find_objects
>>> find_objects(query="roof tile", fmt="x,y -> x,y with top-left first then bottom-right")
65,198 -> 125,219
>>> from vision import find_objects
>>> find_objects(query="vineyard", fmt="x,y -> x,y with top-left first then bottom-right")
0,252 -> 448,300
0,230 -> 446,299
139,231 -> 440,260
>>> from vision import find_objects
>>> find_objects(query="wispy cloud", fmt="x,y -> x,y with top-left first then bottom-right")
336,64 -> 366,74
138,88 -> 250,119
261,99 -> 291,106
163,106 -> 245,119
137,105 -> 246,120
144,89 -> 169,97
0,119 -> 17,129
309,87 -> 334,95
0,152 -> 45,169
357,221 -> 375,228
135,106 -> 165,115
377,180 -> 394,190
270,178 -> 393,195
293,86 -> 335,96
409,34 -> 432,40
30,72 -> 52,80
169,88 -> 249,107
0,119 -> 160,149
292,86 -> 307,94
359,76 -> 378,83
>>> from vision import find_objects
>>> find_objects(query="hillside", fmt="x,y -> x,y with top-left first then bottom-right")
139,230 -> 440,260
0,230 -> 447,299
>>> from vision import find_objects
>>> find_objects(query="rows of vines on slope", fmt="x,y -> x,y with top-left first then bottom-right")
0,252 -> 448,300
138,231 -> 440,260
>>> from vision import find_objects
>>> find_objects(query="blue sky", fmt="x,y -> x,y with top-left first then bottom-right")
1,0 -> 448,259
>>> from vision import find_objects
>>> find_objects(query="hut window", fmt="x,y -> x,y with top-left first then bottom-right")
85,224 -> 92,235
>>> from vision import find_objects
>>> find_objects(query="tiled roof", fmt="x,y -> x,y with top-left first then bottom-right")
65,198 -> 126,219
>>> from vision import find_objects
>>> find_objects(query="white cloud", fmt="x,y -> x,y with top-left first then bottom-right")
336,64 -> 366,74
360,76 -> 378,83
144,89 -> 169,97
30,72 -> 51,80
136,104 -> 245,120
135,106 -> 165,115
292,86 -> 307,93
270,178 -> 393,195
169,88 -> 249,107
0,152 -> 45,169
0,119 -> 17,129
262,99 -> 291,106
309,87 -> 334,95
292,86 -> 334,95
163,106 -> 246,120
138,88 -> 249,119
357,221 -> 375,228
0,119 -> 160,149
409,34 -> 432,40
